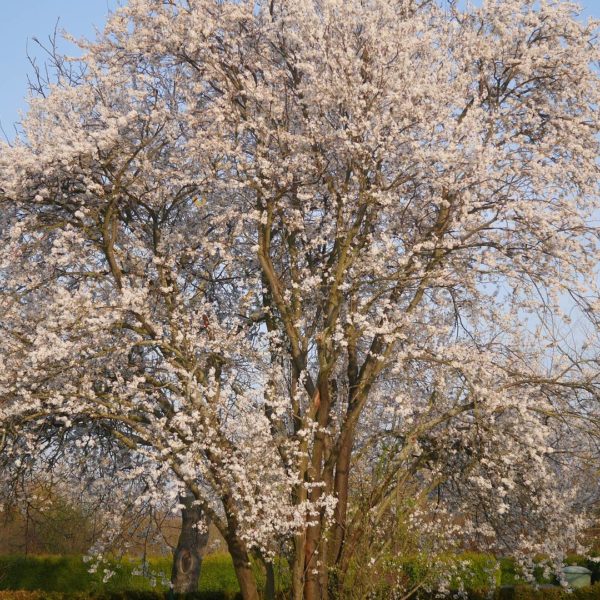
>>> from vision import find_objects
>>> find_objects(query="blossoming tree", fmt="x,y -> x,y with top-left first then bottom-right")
1,0 -> 599,598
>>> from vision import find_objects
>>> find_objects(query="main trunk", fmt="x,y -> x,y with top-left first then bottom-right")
302,377 -> 335,600
171,492 -> 209,593
299,387 -> 359,600
330,430 -> 353,566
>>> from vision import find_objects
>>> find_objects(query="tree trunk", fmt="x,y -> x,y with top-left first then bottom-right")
222,493 -> 260,600
226,529 -> 260,600
304,521 -> 322,600
171,492 -> 209,593
255,552 -> 276,600
292,531 -> 307,600
265,560 -> 275,600
330,430 -> 353,566
303,376 -> 333,600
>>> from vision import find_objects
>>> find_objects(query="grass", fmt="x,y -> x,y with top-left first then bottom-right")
0,554 -> 239,595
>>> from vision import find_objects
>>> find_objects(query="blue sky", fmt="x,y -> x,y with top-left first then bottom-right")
0,0 -> 118,137
1,0 -> 599,137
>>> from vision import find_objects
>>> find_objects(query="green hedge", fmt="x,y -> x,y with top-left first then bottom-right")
402,585 -> 600,599
1,584 -> 600,599
0,555 -> 239,595
0,593 -> 241,600
6,584 -> 600,599
496,585 -> 600,600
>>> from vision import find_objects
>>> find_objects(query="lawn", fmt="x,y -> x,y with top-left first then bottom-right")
0,554 -> 239,595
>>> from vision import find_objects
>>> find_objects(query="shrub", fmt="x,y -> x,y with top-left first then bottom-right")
386,552 -> 499,595
574,587 -> 600,600
334,551 -> 500,598
497,584 -> 600,600
438,552 -> 501,590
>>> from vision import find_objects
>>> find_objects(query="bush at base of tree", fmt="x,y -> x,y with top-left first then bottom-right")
337,551 -> 501,598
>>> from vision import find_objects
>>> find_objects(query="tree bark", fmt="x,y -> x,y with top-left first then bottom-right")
304,521 -> 322,600
171,491 -> 209,593
226,529 -> 260,600
330,429 -> 353,567
254,552 -> 276,600
292,530 -> 307,600
265,560 -> 275,600
222,493 -> 260,600
303,376 -> 333,600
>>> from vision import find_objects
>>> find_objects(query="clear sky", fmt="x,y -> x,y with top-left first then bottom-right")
1,0 -> 599,137
0,0 -> 118,137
